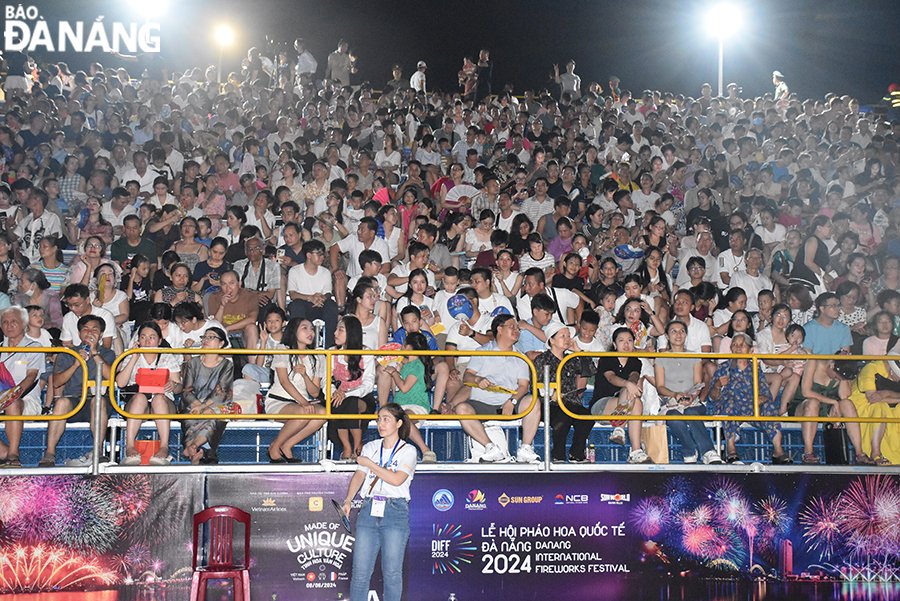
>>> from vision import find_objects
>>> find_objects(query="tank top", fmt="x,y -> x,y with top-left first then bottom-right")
360,314 -> 383,350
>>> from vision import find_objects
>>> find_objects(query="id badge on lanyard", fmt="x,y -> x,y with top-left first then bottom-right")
370,439 -> 402,517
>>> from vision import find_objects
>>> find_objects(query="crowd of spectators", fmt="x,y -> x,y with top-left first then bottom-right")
0,40 -> 899,469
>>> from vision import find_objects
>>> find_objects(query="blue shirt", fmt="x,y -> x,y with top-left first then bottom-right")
803,319 -> 852,355
392,328 -> 438,350
514,319 -> 545,355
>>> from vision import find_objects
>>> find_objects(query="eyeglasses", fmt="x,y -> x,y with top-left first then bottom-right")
86,242 -> 102,249
822,302 -> 840,309
201,334 -> 224,342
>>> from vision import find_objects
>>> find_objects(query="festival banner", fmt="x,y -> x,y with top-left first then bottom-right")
0,474 -> 201,597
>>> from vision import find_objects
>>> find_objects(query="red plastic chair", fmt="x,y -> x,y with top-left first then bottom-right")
190,505 -> 251,601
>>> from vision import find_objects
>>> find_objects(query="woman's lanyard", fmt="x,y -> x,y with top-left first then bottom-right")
367,439 -> 404,496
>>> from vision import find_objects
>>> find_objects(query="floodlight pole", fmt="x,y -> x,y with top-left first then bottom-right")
218,48 -> 223,84
717,37 -> 725,98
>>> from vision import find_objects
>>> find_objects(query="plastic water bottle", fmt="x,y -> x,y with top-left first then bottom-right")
587,444 -> 596,463
313,319 -> 326,349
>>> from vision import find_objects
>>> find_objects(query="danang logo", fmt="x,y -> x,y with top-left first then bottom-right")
3,5 -> 161,53
464,489 -> 487,511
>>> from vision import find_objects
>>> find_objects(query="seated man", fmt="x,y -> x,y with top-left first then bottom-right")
445,314 -> 540,463
0,306 -> 44,467
208,270 -> 260,353
42,315 -> 116,467
60,284 -> 116,348
287,239 -> 338,347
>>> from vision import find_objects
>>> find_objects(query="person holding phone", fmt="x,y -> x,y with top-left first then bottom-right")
342,403 -> 417,601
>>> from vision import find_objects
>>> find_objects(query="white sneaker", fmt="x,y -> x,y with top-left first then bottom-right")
608,427 -> 626,446
683,452 -> 698,464
516,444 -> 539,464
65,452 -> 93,467
702,450 -> 724,465
121,454 -> 143,466
479,443 -> 510,463
627,449 -> 654,464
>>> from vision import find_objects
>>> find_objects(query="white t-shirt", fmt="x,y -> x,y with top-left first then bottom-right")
61,306 -> 117,346
267,348 -> 325,403
14,212 -> 64,262
445,314 -> 493,370
477,293 -> 514,317
754,223 -> 787,245
728,271 -> 773,313
389,262 -> 436,296
287,264 -> 333,296
1,337 -> 45,415
631,190 -> 660,215
101,202 -> 138,230
356,438 -> 417,500
466,341 -> 530,406
657,315 -> 712,353
122,351 -> 183,399
516,288 -> 579,324
338,236 -> 391,279
717,250 -> 747,284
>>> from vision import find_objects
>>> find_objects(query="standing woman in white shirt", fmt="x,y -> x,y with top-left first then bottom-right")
342,403 -> 417,601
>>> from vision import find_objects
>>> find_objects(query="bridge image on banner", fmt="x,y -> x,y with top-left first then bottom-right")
0,471 -> 896,600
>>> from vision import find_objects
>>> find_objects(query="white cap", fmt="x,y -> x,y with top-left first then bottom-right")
417,60 -> 427,69
772,70 -> 785,78
543,322 -> 568,349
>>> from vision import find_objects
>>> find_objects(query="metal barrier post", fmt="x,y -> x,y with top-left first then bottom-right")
543,364 -> 551,471
91,355 -> 104,476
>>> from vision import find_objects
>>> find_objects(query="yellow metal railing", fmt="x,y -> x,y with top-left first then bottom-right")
106,347 -> 539,421
0,347 -> 90,422
555,351 -> 900,424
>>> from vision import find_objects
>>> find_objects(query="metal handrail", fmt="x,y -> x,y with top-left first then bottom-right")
106,347 -> 539,421
554,351 -> 900,423
0,346 -> 90,422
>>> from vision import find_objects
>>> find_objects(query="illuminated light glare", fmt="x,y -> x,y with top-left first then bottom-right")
130,0 -> 169,21
214,24 -> 236,48
705,3 -> 743,38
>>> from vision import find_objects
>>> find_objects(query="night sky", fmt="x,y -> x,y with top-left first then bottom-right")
8,0 -> 899,103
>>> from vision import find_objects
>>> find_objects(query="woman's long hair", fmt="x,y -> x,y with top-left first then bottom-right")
284,317 -> 316,373
338,314 -> 364,382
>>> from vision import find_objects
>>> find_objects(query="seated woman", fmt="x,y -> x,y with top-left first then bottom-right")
533,322 -> 593,462
173,302 -> 226,348
264,318 -> 326,463
180,327 -> 235,464
847,352 -> 900,465
153,262 -> 203,307
329,315 -> 377,460
709,332 -> 792,464
589,327 -> 653,464
116,322 -> 183,466
655,320 -> 722,465
798,359 -> 873,465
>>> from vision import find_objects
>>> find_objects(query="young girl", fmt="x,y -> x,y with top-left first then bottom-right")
122,254 -> 154,325
382,332 -> 437,463
709,287 -> 747,342
243,305 -> 285,385
393,269 -> 435,331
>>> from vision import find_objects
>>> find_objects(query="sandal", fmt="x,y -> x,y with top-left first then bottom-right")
873,455 -> 891,466
38,453 -> 56,468
854,453 -> 875,465
1,455 -> 21,468
801,453 -> 820,465
772,453 -> 794,465
725,453 -> 742,464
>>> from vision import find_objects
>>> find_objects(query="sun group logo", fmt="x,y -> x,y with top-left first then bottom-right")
497,492 -> 543,507
432,489 -> 454,512
600,493 -> 631,505
3,5 -> 162,54
464,489 -> 487,511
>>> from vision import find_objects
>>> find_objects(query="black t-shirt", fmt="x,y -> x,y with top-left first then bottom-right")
552,273 -> 585,293
591,355 -> 641,402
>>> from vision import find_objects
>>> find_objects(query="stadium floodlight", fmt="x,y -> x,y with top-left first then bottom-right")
704,3 -> 743,97
214,24 -> 236,84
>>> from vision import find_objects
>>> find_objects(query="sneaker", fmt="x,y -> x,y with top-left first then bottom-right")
608,427 -> 626,446
683,452 -> 698,464
148,454 -> 173,466
65,452 -> 93,467
702,450 -> 724,465
627,449 -> 654,464
516,444 -> 539,464
121,453 -> 143,466
422,450 -> 437,464
479,443 -> 510,463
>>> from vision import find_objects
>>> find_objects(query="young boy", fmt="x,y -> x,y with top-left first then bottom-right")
516,293 -> 557,360
348,249 -> 392,321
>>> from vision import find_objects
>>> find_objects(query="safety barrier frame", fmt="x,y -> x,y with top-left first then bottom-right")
0,346 -> 90,422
